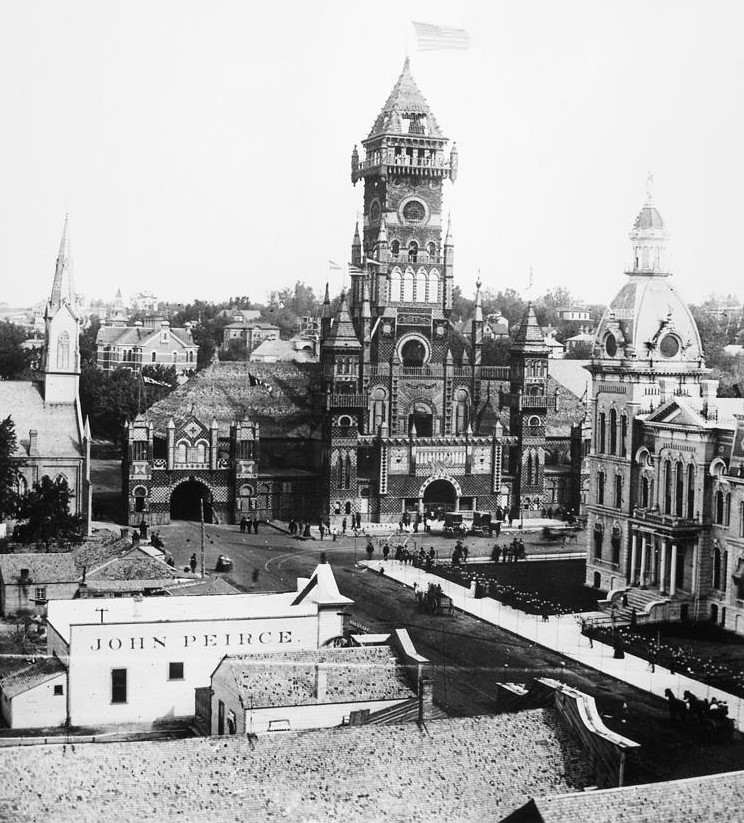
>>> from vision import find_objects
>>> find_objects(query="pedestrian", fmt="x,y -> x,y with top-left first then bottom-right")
342,517 -> 347,534
355,512 -> 361,530
649,647 -> 657,673
492,545 -> 501,563
494,520 -> 501,538
319,522 -> 325,540
630,607 -> 637,629
189,553 -> 197,573
366,540 -> 374,561
252,568 -> 259,586
240,516 -> 247,534
331,526 -> 338,541
253,517 -> 259,534
139,519 -> 148,540
382,544 -> 390,562
622,592 -> 629,607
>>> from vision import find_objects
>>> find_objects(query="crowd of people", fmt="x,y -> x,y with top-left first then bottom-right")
582,624 -> 744,698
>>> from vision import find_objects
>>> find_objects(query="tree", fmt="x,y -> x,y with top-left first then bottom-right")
0,321 -> 33,380
220,338 -> 250,361
15,476 -> 84,548
0,416 -> 19,519
79,315 -> 101,367
263,281 -> 321,337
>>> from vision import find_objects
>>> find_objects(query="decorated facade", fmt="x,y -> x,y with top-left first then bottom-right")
585,189 -> 744,634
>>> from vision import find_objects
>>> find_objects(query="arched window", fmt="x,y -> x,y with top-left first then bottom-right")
339,415 -> 352,438
173,351 -> 178,364
408,240 -> 419,263
415,269 -> 427,302
371,388 -> 386,432
56,331 -> 70,370
593,522 -> 604,559
598,412 -> 606,453
675,461 -> 684,517
614,475 -> 623,509
427,242 -> 436,260
428,270 -> 440,303
687,464 -> 696,519
195,442 -> 207,463
714,489 -> 724,524
725,492 -> 732,527
391,240 -> 400,258
133,486 -> 147,513
175,442 -> 187,463
713,546 -> 722,590
620,414 -> 628,457
640,475 -> 650,508
455,389 -> 469,434
389,269 -> 402,302
663,460 -> 672,514
609,409 -> 617,454
151,351 -> 157,362
611,526 -> 622,565
526,453 -> 533,486
402,269 -> 414,302
597,471 -> 605,505
345,454 -> 352,490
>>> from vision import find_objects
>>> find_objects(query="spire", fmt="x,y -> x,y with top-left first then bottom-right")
367,58 -> 444,140
445,213 -> 454,246
474,275 -> 483,323
49,214 -> 71,313
361,278 -> 371,321
511,303 -> 549,352
325,291 -> 361,348
321,282 -> 331,318
377,214 -> 388,248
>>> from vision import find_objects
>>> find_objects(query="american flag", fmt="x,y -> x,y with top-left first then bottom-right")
412,22 -> 470,51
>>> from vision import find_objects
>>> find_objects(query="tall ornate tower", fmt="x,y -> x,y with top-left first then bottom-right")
508,304 -> 550,517
44,215 -> 81,404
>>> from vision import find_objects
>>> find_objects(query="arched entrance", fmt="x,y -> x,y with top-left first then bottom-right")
422,478 -> 458,513
170,479 -> 213,523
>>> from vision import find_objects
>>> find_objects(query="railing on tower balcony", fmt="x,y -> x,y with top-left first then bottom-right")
387,253 -> 444,266
504,393 -> 555,411
367,364 -> 444,378
478,366 -> 511,381
356,150 -> 450,177
632,507 -> 703,530
328,393 -> 367,409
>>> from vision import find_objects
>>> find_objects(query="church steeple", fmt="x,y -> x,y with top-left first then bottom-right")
44,216 -> 80,404
629,174 -> 669,274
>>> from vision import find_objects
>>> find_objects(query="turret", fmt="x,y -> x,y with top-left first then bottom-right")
351,222 -> 362,268
449,143 -> 459,183
351,145 -> 360,184
320,283 -> 332,343
471,277 -> 483,366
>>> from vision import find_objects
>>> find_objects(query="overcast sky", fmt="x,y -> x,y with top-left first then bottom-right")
2,1 -> 743,309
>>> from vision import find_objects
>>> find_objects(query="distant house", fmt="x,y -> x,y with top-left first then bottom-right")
565,331 -> 594,353
250,336 -> 317,363
558,307 -> 592,323
217,309 -> 261,323
96,318 -> 198,378
0,657 -> 68,729
543,330 -> 565,359
0,555 -> 79,617
484,311 -> 509,339
222,321 -> 280,352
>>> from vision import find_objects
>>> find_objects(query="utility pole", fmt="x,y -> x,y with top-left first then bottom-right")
200,498 -> 206,577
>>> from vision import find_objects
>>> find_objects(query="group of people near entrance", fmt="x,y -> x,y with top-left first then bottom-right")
491,539 -> 526,563
287,519 -> 312,539
239,517 -> 260,534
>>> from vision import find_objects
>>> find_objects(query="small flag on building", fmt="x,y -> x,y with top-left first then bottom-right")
364,258 -> 383,266
142,374 -> 171,388
412,21 -> 470,51
329,260 -> 343,270
248,373 -> 273,395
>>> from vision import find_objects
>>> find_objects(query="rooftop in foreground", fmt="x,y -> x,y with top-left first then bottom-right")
0,710 -> 590,822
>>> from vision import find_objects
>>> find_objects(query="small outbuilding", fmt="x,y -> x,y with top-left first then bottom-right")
0,555 -> 78,618
0,657 -> 67,729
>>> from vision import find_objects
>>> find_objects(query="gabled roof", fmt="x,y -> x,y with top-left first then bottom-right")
96,325 -> 196,349
0,553 -> 78,584
0,656 -> 66,699
86,546 -> 197,583
0,382 -> 82,458
367,58 -> 445,141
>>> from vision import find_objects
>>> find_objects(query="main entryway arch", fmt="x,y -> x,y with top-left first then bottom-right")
421,477 -> 459,512
170,478 -> 213,523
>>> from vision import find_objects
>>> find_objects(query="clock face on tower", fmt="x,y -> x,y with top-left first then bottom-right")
402,199 -> 426,224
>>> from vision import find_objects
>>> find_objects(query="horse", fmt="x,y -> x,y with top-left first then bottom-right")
664,688 -> 687,723
683,690 -> 709,722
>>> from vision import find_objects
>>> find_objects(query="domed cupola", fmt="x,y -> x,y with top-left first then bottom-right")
592,183 -> 704,372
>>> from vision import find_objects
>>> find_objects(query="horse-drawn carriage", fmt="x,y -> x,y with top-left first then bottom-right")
415,582 -> 455,616
664,688 -> 735,742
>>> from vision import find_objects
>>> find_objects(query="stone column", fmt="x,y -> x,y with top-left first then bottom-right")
629,532 -> 638,586
640,535 -> 648,588
691,541 -> 698,594
670,543 -> 678,597
659,539 -> 668,595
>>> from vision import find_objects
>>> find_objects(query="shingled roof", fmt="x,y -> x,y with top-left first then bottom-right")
367,57 -> 445,141
0,553 -> 78,584
140,361 -> 322,439
0,656 -> 66,699
0,382 -> 82,458
512,304 -> 549,350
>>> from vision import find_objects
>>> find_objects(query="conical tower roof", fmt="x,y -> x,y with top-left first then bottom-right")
325,292 -> 361,349
367,58 -> 444,140
511,303 -> 549,351
49,214 -> 72,312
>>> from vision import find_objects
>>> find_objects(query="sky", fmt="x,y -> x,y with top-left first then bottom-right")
2,1 -> 744,310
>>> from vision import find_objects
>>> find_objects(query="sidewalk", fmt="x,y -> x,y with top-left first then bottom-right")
364,559 -> 744,731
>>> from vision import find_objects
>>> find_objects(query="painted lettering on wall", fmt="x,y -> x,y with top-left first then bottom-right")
89,630 -> 294,652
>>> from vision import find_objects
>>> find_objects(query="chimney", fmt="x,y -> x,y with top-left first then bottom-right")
314,663 -> 328,701
28,430 -> 39,457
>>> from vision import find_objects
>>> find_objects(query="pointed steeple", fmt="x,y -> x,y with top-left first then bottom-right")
49,214 -> 71,314
474,276 -> 483,323
367,58 -> 444,140
512,303 -> 548,351
445,213 -> 454,246
361,278 -> 371,321
321,282 -> 331,317
325,291 -> 361,349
